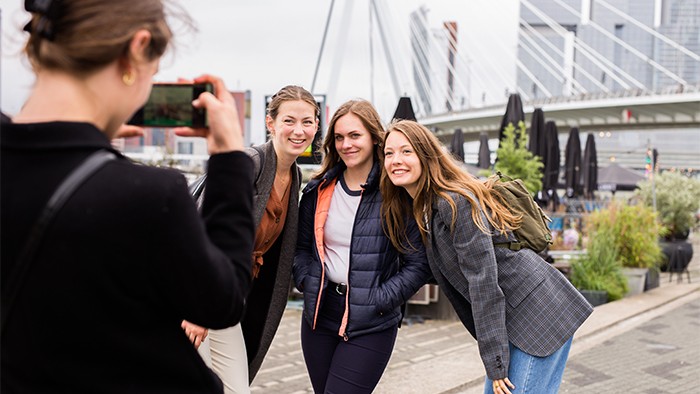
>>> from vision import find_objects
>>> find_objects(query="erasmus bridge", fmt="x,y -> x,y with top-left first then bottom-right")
332,0 -> 700,171
129,0 -> 699,173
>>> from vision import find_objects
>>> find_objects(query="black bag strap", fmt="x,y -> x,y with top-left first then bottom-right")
1,150 -> 117,332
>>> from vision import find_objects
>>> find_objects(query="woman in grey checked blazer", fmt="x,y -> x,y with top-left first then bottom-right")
380,120 -> 593,394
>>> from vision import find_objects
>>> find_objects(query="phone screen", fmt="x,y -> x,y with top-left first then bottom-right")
128,83 -> 212,127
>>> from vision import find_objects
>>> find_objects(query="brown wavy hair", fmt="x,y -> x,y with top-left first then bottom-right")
24,0 -> 174,75
314,99 -> 384,179
380,120 -> 522,249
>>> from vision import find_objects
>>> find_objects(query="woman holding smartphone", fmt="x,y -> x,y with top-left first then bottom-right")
1,1 -> 254,392
293,100 -> 431,393
183,85 -> 320,393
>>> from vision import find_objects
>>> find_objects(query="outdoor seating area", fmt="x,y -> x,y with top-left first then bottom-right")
450,93 -> 700,308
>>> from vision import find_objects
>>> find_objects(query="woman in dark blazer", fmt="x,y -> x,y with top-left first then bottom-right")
380,120 -> 593,394
1,1 -> 253,393
183,86 -> 320,392
293,100 -> 431,393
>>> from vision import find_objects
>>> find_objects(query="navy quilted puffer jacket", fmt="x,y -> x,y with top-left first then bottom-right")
293,161 -> 430,339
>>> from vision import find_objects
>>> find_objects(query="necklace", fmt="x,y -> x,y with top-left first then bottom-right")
274,170 -> 291,199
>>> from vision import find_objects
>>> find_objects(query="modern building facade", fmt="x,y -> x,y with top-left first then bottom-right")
518,0 -> 700,99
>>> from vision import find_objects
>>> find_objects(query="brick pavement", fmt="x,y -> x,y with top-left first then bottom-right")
251,236 -> 700,393
559,296 -> 700,393
250,308 -> 478,394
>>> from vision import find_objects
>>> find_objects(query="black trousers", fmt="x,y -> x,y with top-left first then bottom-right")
300,287 -> 398,394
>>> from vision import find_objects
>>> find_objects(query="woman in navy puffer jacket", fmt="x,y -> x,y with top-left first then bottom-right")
293,100 -> 430,393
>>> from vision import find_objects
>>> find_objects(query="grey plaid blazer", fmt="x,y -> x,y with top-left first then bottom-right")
425,192 -> 593,380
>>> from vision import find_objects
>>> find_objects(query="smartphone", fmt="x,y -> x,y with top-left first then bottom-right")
128,83 -> 213,128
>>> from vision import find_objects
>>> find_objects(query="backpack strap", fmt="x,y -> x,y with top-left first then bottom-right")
250,144 -> 266,184
1,150 -> 117,332
496,171 -> 514,182
493,241 -> 524,251
189,144 -> 267,201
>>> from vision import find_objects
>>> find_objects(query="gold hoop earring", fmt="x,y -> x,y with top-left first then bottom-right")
122,70 -> 135,86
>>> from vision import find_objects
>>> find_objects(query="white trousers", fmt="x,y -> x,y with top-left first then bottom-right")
198,323 -> 251,394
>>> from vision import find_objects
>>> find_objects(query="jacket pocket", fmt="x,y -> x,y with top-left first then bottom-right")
506,267 -> 546,308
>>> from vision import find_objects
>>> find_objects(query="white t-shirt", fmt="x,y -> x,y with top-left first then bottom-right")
323,174 -> 361,284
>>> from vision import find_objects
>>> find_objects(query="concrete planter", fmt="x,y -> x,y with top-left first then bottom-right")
622,267 -> 649,297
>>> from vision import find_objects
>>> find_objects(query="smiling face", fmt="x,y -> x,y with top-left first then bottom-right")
266,100 -> 318,162
384,130 -> 423,198
333,113 -> 376,172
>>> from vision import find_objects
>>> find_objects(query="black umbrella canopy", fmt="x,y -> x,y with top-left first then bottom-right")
528,108 -> 546,158
478,132 -> 491,169
542,121 -> 560,191
582,133 -> 598,199
498,93 -> 525,144
564,127 -> 582,198
450,128 -> 465,162
392,97 -> 417,122
597,163 -> 645,192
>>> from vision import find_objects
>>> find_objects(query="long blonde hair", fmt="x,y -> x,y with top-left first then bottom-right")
380,120 -> 522,249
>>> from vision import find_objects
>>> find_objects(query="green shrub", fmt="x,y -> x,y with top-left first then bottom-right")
587,202 -> 663,269
570,228 -> 628,301
493,121 -> 544,194
637,171 -> 700,239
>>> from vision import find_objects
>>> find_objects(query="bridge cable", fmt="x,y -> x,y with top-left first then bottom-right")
416,6 -> 512,105
407,8 -> 467,111
516,59 -> 553,97
310,0 -> 336,93
595,0 -> 700,63
406,13 -> 461,112
520,19 -> 609,92
551,0 -> 688,86
521,0 -> 644,90
518,27 -> 588,95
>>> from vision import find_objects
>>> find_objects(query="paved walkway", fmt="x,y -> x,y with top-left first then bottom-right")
559,296 -> 700,393
250,236 -> 700,393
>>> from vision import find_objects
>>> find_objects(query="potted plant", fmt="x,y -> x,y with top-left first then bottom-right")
490,121 -> 544,194
637,171 -> 700,241
587,202 -> 664,296
570,228 -> 628,306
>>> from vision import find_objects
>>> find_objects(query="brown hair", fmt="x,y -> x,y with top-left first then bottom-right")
266,85 -> 320,121
380,120 -> 522,249
314,99 -> 384,179
24,0 -> 173,75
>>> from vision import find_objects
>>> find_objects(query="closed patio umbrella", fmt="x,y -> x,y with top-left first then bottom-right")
498,93 -> 524,146
542,121 -> 560,191
478,132 -> 491,169
540,121 -> 561,210
582,133 -> 598,199
564,127 -> 582,198
528,108 -> 546,159
392,97 -> 417,122
450,128 -> 465,162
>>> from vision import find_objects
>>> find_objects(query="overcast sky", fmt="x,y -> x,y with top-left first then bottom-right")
1,0 -> 518,143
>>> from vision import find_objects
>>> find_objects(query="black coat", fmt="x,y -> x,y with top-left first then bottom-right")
1,121 -> 254,393
293,162 -> 431,338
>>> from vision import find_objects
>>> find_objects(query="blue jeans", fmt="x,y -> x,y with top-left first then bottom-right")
483,337 -> 573,394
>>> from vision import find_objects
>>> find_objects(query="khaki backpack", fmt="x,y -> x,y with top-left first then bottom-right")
491,172 -> 553,253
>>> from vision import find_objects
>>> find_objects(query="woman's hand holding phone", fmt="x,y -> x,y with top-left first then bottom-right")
173,74 -> 244,154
